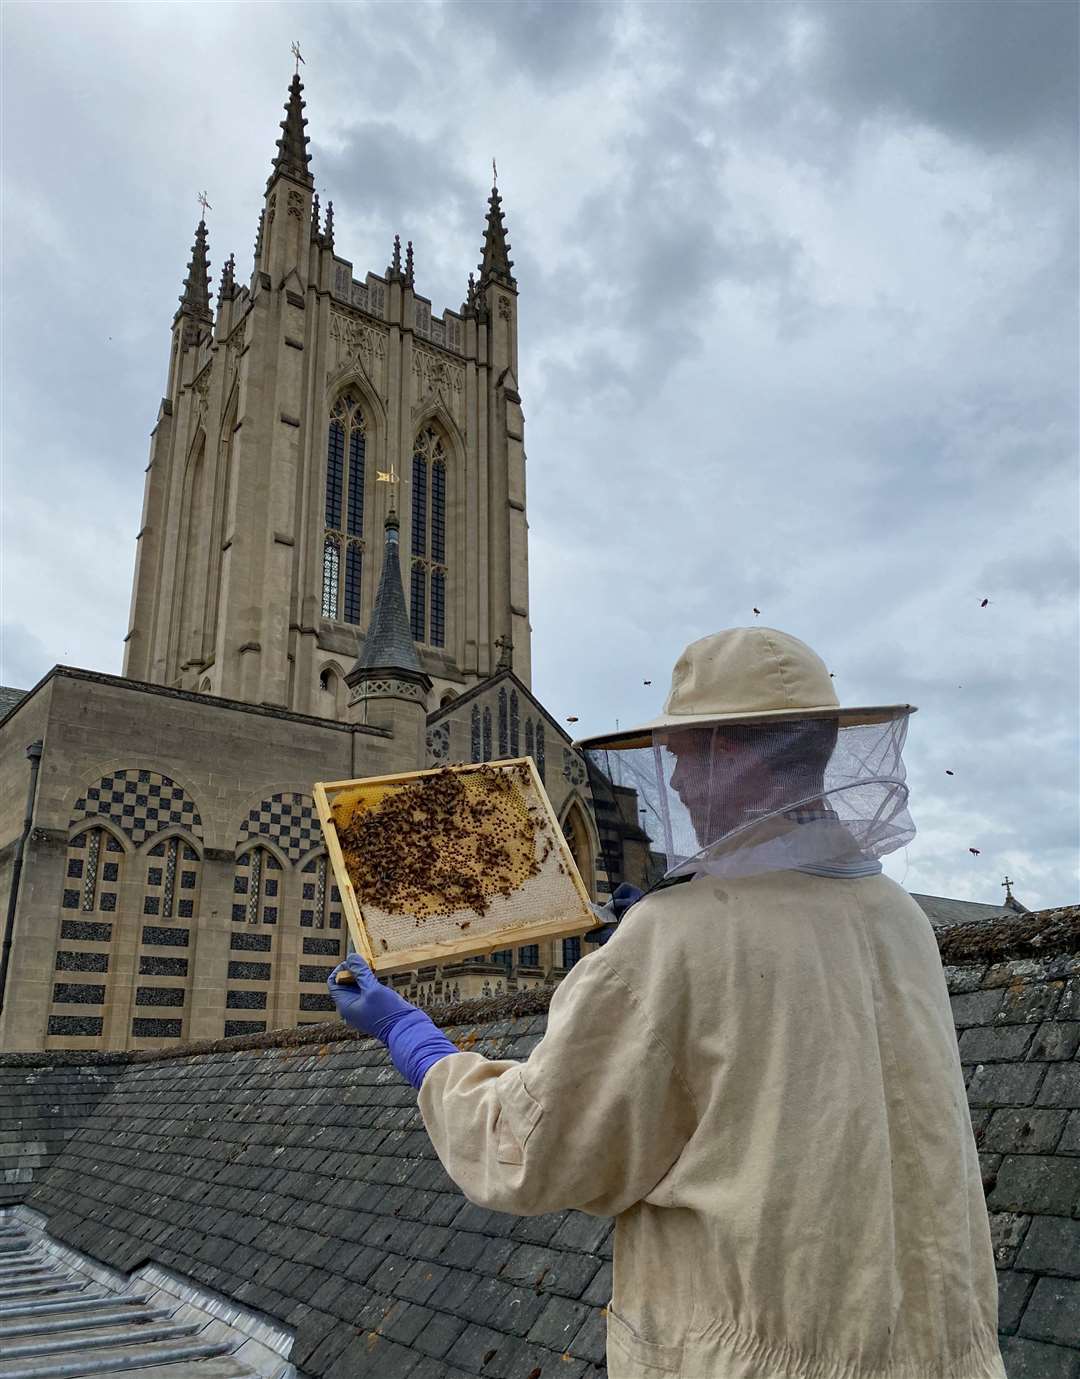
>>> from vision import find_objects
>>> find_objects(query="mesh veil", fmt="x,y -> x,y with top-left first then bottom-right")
583,714 -> 915,885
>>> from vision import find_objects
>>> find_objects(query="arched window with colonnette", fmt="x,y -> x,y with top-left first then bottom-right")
322,392 -> 367,624
409,426 -> 448,647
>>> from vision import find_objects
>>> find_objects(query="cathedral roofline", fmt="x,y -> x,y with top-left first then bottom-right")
425,668 -> 575,748
0,665 -> 393,739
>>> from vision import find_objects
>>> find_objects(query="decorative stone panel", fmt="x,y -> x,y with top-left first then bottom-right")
71,770 -> 203,847
237,792 -> 319,864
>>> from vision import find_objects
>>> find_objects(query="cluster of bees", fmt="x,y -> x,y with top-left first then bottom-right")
335,764 -> 549,929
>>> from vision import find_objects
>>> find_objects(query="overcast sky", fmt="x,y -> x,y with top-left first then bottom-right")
2,1 -> 1077,908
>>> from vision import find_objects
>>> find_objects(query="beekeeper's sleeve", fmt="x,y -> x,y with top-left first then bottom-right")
417,949 -> 697,1218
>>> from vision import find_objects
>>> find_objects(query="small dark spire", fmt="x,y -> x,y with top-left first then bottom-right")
324,199 -> 335,252
478,180 -> 515,288
253,209 -> 265,268
268,72 -> 313,189
405,239 -> 415,287
177,219 -> 212,325
352,514 -> 422,674
218,252 -> 236,304
387,233 -> 403,280
311,192 -> 321,240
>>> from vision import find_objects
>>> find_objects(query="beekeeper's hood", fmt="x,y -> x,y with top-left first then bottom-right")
576,628 -> 916,882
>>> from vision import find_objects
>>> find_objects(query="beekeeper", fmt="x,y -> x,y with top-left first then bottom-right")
328,627 -> 1004,1379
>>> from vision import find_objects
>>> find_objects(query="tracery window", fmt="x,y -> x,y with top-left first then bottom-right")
536,723 -> 546,783
322,393 -> 366,623
300,854 -> 342,930
231,847 -> 282,925
483,706 -> 492,761
498,688 -> 509,757
510,690 -> 520,756
142,837 -> 200,919
62,828 -> 123,914
471,705 -> 482,763
409,427 -> 448,647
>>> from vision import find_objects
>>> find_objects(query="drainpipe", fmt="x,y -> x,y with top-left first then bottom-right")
0,740 -> 44,1017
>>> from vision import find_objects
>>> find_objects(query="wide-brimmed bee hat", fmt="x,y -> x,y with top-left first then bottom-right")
574,627 -> 915,752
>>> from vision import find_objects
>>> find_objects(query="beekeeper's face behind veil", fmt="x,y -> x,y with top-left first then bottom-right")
577,628 -> 917,883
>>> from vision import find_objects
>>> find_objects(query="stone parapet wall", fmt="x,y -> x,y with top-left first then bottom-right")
944,935 -> 1080,1375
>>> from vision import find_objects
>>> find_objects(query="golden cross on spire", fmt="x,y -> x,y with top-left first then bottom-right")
292,40 -> 305,74
197,190 -> 212,218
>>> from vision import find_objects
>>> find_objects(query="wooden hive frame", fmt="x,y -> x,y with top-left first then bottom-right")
313,757 -> 599,974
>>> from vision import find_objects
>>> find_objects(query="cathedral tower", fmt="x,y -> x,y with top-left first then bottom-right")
123,71 -> 532,715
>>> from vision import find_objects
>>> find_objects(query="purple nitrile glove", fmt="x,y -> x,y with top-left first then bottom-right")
327,952 -> 458,1089
584,883 -> 644,946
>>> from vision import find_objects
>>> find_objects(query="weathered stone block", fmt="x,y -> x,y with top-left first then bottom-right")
998,1269 -> 1036,1333
983,1109 -> 1069,1156
1027,1022 -> 1080,1062
1057,978 -> 1080,1022
960,1025 -> 1036,1063
1019,1276 -> 1080,1347
988,1156 -> 1080,1216
968,1062 -> 1047,1108
1056,1112 -> 1080,1156
1017,1216 -> 1080,1279
1038,1065 -> 1080,1110
990,1212 -> 1032,1268
996,981 -> 1065,1025
944,964 -> 989,994
950,989 -> 1004,1027
999,1334 -> 1080,1379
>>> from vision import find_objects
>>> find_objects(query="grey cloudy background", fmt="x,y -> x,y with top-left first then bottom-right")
2,1 -> 1077,907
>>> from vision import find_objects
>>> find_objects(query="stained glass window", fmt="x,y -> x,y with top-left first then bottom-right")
525,719 -> 534,760
536,723 -> 546,783
322,538 -> 340,621
409,427 -> 448,647
510,690 -> 520,756
410,562 -> 426,642
344,544 -> 362,624
483,706 -> 492,761
322,394 -> 367,624
471,705 -> 482,763
498,688 -> 508,757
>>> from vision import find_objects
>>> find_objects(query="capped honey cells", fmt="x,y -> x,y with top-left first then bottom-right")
331,763 -> 544,922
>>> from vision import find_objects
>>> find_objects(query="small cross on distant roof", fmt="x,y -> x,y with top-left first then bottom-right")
1002,875 -> 1014,900
292,41 -> 305,74
197,190 -> 212,217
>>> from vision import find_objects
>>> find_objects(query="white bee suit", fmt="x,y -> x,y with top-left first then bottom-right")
419,870 -> 1004,1379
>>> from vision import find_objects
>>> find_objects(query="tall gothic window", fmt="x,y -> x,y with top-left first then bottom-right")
322,393 -> 366,623
142,837 -> 200,920
409,427 -> 447,647
231,847 -> 282,925
62,828 -> 123,914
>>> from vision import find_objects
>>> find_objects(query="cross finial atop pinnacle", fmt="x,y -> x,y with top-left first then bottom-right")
1002,876 -> 1014,900
492,157 -> 498,188
176,216 -> 212,329
197,190 -> 212,217
291,40 -> 304,74
478,176 -> 515,289
268,66 -> 313,189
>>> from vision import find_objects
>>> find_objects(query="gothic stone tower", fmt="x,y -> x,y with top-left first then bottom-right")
123,73 -> 531,717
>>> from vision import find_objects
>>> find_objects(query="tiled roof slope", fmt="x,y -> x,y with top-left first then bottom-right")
0,906 -> 1076,1379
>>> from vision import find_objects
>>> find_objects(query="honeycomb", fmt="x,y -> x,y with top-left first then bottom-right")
328,762 -> 587,959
